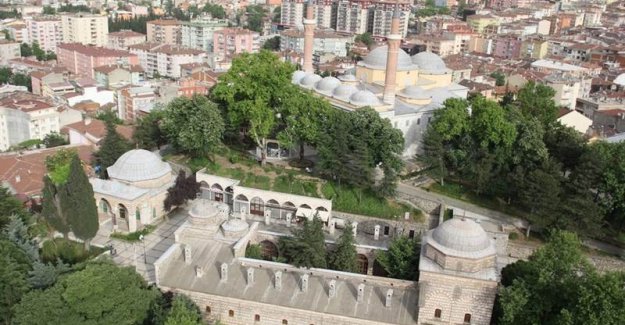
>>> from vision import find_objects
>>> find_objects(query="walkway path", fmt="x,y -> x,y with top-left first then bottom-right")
91,208 -> 189,283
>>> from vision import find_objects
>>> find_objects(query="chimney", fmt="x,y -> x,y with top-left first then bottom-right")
328,280 -> 336,298
383,3 -> 402,104
302,0 -> 316,74
274,271 -> 282,289
15,175 -> 20,183
301,274 -> 309,292
247,268 -> 255,285
183,244 -> 192,264
357,284 -> 365,302
374,225 -> 381,240
220,263 -> 228,282
195,265 -> 204,278
385,289 -> 393,307
84,116 -> 92,125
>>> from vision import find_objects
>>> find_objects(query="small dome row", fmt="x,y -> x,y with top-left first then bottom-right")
292,72 -> 381,107
359,46 -> 448,74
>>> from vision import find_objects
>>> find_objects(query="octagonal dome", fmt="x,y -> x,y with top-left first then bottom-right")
333,84 -> 359,99
315,76 -> 341,93
292,70 -> 307,84
107,149 -> 171,182
361,46 -> 415,70
400,85 -> 430,99
349,90 -> 381,107
431,218 -> 492,254
614,73 -> 625,86
412,51 -> 447,73
299,73 -> 322,88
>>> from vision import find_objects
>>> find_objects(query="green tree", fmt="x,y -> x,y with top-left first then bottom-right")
41,176 -> 71,239
327,222 -> 358,272
272,6 -> 281,23
133,109 -> 167,150
164,171 -> 200,212
10,73 -> 31,91
0,185 -> 25,228
43,132 -> 67,148
245,244 -> 263,259
96,109 -> 123,125
161,95 -> 225,157
354,32 -> 374,48
43,6 -> 56,14
375,236 -> 419,280
0,239 -> 31,325
262,35 -> 280,50
517,161 -> 562,229
279,216 -> 327,268
245,5 -> 266,32
202,3 -> 226,18
514,81 -> 558,126
490,71 -> 506,86
27,259 -> 70,290
20,43 -> 32,57
0,66 -> 12,84
543,122 -> 586,175
64,156 -> 99,250
419,128 -> 447,185
164,295 -> 202,325
93,121 -> 131,179
212,51 -> 295,164
13,262 -> 159,325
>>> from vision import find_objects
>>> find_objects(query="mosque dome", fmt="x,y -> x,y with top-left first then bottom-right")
399,85 -> 430,99
332,84 -> 359,100
299,73 -> 322,88
221,218 -> 249,239
412,51 -> 448,73
431,218 -> 492,254
107,149 -> 171,182
361,46 -> 414,70
349,90 -> 381,106
315,76 -> 341,93
614,73 -> 625,86
292,70 -> 307,84
338,74 -> 357,82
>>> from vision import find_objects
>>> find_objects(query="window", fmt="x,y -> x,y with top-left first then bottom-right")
408,229 -> 415,239
434,309 -> 442,319
383,226 -> 390,236
205,306 -> 211,315
417,118 -> 421,125
255,314 -> 260,321
229,310 -> 234,317
282,320 -> 288,324
464,313 -> 472,323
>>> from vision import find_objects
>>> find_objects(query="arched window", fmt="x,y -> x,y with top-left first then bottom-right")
464,313 -> 472,323
229,310 -> 234,317
205,306 -> 211,315
282,320 -> 288,325
434,309 -> 442,318
255,314 -> 260,321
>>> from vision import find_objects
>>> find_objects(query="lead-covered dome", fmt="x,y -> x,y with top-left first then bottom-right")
399,85 -> 430,99
349,90 -> 381,107
292,70 -> 307,84
315,76 -> 341,93
614,73 -> 625,86
107,149 -> 171,182
299,73 -> 322,88
333,84 -> 358,99
431,218 -> 492,253
361,46 -> 415,70
412,51 -> 447,73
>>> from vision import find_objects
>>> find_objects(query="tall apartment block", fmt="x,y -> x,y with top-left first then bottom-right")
146,19 -> 182,45
60,13 -> 108,46
181,15 -> 228,53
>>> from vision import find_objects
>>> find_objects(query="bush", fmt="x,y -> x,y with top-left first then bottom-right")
41,238 -> 105,264
509,232 -> 520,240
188,156 -> 209,172
110,225 -> 156,242
245,244 -> 263,259
228,153 -> 239,164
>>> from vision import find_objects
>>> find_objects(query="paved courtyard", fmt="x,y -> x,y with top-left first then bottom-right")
92,208 -> 189,283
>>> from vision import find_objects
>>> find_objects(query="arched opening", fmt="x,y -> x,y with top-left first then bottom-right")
282,201 -> 296,219
199,181 -> 210,199
225,186 -> 234,205
118,204 -> 128,219
464,313 -> 471,323
316,206 -> 328,211
372,258 -> 388,277
250,197 -> 264,216
211,183 -> 224,202
357,254 -> 369,275
229,310 -> 234,317
234,194 -> 248,214
434,309 -> 442,319
99,198 -> 111,213
266,199 -> 281,219
299,204 -> 311,209
259,240 -> 278,260
205,306 -> 211,315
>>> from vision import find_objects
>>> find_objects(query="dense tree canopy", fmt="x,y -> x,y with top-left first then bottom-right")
92,121 -> 131,179
279,216 -> 327,268
64,156 -> 99,250
0,185 -> 26,228
327,222 -> 358,272
375,236 -> 419,280
133,108 -> 167,150
164,171 -> 200,211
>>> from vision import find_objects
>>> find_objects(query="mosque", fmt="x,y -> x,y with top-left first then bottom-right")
291,4 -> 468,156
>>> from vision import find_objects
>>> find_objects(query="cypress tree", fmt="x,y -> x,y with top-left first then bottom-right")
281,216 -> 327,268
64,156 -> 99,250
41,176 -> 70,239
93,121 -> 130,179
328,222 -> 358,272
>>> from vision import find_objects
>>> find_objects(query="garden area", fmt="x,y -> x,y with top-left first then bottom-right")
167,146 -> 422,221
41,238 -> 106,264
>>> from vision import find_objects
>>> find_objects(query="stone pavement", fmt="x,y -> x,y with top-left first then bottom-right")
92,208 -> 189,284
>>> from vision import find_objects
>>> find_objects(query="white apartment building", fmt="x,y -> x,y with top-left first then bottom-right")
0,40 -> 20,66
0,98 -> 60,151
281,0 -> 305,27
315,0 -> 334,29
544,73 -> 592,110
61,13 -> 109,47
128,42 -> 207,79
370,2 -> 410,37
26,17 -> 62,52
336,0 -> 370,34
280,28 -> 353,57
181,15 -> 228,53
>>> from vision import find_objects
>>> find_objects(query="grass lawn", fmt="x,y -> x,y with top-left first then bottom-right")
41,238 -> 106,264
428,181 -> 525,218
110,225 -> 157,242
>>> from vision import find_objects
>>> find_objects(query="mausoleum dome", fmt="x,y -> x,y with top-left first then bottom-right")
350,90 -> 381,106
431,218 -> 492,254
299,74 -> 322,88
361,46 -> 414,70
107,149 -> 171,182
412,51 -> 447,73
315,76 -> 341,93
292,70 -> 307,84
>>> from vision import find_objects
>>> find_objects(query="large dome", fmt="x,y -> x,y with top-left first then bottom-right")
399,85 -> 430,99
333,84 -> 358,100
614,73 -> 625,86
299,73 -> 322,88
349,90 -> 381,107
412,51 -> 447,73
107,149 -> 172,182
361,46 -> 415,70
292,70 -> 307,84
315,76 -> 341,93
431,218 -> 492,253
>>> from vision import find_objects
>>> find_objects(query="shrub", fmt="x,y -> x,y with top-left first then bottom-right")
110,225 -> 156,242
509,232 -> 519,240
41,238 -> 105,264
245,244 -> 263,259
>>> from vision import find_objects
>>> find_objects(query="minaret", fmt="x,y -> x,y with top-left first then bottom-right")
303,0 -> 316,74
383,3 -> 402,104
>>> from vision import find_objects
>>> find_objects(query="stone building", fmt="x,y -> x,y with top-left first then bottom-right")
90,149 -> 173,232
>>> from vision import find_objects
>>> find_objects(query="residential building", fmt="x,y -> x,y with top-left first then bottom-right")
128,42 -> 207,79
520,37 -> 549,59
57,43 -> 139,78
26,17 -> 62,52
0,40 -> 20,66
466,14 -> 499,34
146,19 -> 181,45
213,28 -> 260,60
544,73 -> 592,110
0,94 -> 61,151
117,86 -> 156,121
62,118 -> 134,147
30,70 -> 65,96
181,15 -> 228,52
336,0 -> 370,34
557,110 -> 592,134
5,21 -> 29,44
280,0 -> 305,27
63,78 -> 115,107
93,64 -> 145,89
315,0 -> 335,29
280,29 -> 353,57
370,1 -> 410,37
61,13 -> 109,47
491,34 -> 522,59
107,30 -> 147,49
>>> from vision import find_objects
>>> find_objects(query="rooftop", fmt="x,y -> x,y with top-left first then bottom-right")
57,43 -> 136,58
